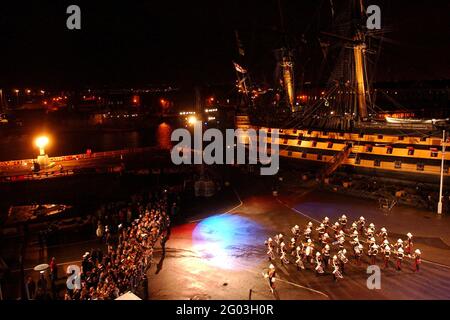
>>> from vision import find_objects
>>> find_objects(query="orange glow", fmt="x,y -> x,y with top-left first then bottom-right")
132,95 -> 140,105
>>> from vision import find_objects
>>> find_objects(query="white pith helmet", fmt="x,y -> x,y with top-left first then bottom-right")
324,217 -> 329,222
415,249 -> 421,255
407,232 -> 413,238
398,248 -> 404,253
316,252 -> 321,256
325,244 -> 330,250
397,239 -> 403,243
269,264 -> 275,269
307,239 -> 312,243
360,216 -> 365,220
381,227 -> 387,232
341,214 -> 347,219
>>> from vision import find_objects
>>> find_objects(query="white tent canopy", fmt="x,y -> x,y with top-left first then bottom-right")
115,291 -> 142,300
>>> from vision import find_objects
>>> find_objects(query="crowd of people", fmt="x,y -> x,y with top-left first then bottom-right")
264,215 -> 422,288
64,190 -> 173,300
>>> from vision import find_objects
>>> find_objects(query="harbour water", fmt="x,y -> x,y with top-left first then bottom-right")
0,122 -> 174,161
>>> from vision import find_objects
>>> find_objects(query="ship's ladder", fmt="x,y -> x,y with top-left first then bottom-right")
318,145 -> 352,180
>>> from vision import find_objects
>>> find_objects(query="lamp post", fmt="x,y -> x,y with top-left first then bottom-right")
437,130 -> 446,215
35,136 -> 50,167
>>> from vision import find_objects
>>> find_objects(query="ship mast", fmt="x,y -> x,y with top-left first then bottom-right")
279,49 -> 296,113
276,0 -> 296,113
352,0 -> 369,120
353,33 -> 368,119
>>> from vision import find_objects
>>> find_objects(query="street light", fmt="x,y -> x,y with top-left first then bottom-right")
35,136 -> 49,156
187,115 -> 198,125
35,135 -> 50,167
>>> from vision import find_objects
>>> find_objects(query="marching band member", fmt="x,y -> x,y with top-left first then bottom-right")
290,237 -> 297,256
378,227 -> 388,240
295,246 -> 305,270
315,252 -> 324,274
322,244 -> 331,269
413,249 -> 421,272
380,239 -> 389,255
265,264 -> 276,290
357,216 -> 366,234
354,243 -> 363,265
280,244 -> 290,265
337,248 -> 348,274
265,237 -> 274,249
332,255 -> 343,281
321,232 -> 331,246
336,230 -> 345,249
332,222 -> 340,235
396,247 -> 404,271
394,238 -> 403,251
367,236 -> 376,251
291,225 -> 301,240
383,245 -> 391,268
304,239 -> 315,265
350,230 -> 359,245
405,233 -> 413,257
274,234 -> 281,253
316,223 -> 325,239
322,217 -> 330,229
304,227 -> 312,241
350,222 -> 358,234
267,243 -> 275,261
369,243 -> 379,265
365,227 -> 375,239
338,214 -> 348,228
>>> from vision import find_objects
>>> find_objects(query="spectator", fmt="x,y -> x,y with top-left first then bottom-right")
65,189 -> 173,300
25,276 -> 36,300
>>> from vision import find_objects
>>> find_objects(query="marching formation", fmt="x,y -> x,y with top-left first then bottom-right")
264,215 -> 422,289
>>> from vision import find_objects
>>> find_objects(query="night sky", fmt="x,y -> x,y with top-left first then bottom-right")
0,0 -> 448,89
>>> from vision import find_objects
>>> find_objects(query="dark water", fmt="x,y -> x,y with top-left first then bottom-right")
0,122 -> 173,161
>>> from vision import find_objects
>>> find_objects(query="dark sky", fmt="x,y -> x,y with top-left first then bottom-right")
0,0 -> 448,89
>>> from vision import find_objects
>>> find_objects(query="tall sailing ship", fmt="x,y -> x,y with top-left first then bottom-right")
234,0 -> 449,183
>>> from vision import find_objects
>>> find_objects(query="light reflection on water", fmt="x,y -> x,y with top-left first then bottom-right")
0,122 -> 173,161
